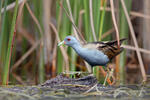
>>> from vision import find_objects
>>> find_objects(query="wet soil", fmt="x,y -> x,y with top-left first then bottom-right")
0,74 -> 150,100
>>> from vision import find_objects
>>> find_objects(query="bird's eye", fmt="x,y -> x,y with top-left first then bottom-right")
67,38 -> 71,41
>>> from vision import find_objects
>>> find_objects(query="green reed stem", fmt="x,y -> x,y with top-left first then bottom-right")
119,0 -> 131,85
0,0 -> 8,60
33,0 -> 45,83
83,0 -> 90,40
99,0 -> 107,41
2,0 -> 19,85
93,0 -> 101,36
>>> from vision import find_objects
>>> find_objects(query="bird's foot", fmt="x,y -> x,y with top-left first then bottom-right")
103,68 -> 114,86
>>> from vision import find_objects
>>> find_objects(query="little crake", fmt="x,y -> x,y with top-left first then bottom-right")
58,36 -> 126,67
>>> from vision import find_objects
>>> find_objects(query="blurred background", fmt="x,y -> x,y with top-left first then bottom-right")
0,0 -> 150,85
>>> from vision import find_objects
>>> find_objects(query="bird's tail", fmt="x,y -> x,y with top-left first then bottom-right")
105,38 -> 127,60
106,38 -> 127,46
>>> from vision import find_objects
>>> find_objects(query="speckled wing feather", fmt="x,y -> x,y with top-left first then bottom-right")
83,38 -> 127,60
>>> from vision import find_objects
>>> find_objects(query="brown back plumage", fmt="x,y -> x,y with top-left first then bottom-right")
83,38 -> 127,60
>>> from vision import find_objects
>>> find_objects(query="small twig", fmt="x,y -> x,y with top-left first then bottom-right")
120,0 -> 147,81
89,0 -> 97,41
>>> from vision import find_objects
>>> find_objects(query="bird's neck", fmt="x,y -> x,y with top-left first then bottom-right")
71,42 -> 83,54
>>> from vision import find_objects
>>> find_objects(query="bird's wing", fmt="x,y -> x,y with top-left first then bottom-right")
82,41 -> 104,49
83,38 -> 127,60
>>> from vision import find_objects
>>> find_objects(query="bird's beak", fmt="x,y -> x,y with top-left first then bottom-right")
58,41 -> 65,46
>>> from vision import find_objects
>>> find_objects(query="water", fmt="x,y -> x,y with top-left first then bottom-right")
0,85 -> 150,100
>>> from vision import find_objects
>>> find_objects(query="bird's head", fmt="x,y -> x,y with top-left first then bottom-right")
58,36 -> 78,47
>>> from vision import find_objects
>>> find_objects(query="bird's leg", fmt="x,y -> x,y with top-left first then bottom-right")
91,66 -> 94,75
103,66 -> 114,86
108,68 -> 115,84
99,66 -> 112,85
86,66 -> 94,77
103,67 -> 109,86
84,61 -> 92,74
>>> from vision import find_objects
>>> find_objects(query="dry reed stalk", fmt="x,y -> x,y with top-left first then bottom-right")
11,39 -> 42,72
25,3 -> 43,35
51,39 -> 57,77
120,0 -> 147,81
78,10 -> 84,32
110,0 -> 120,84
11,1 -> 44,72
89,0 -> 97,41
110,0 -> 120,46
122,45 -> 150,55
100,7 -> 150,20
42,0 -> 52,65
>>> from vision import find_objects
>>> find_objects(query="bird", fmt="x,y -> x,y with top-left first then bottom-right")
58,36 -> 126,68
58,36 -> 126,86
